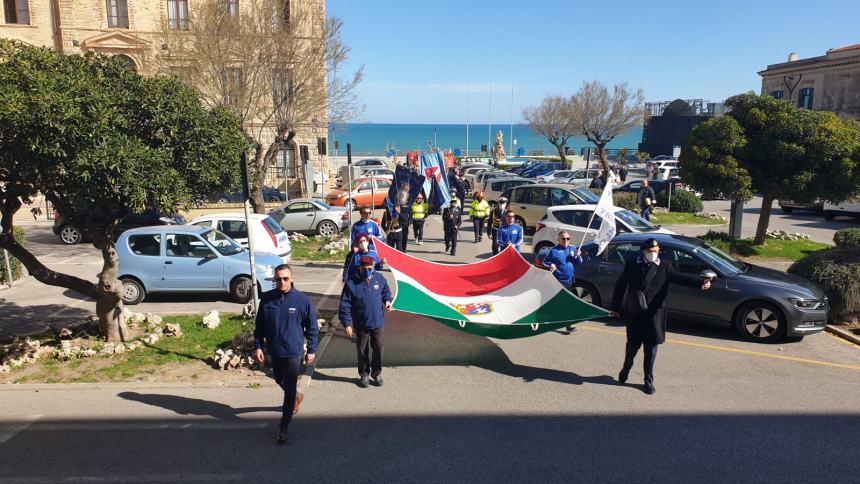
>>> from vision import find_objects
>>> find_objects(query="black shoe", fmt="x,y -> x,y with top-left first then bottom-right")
618,369 -> 629,384
373,375 -> 383,387
359,376 -> 369,388
450,252 -> 456,256
276,427 -> 288,445
643,382 -> 656,394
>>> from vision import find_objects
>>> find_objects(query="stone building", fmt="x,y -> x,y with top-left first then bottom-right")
759,44 -> 860,120
1,0 -> 330,198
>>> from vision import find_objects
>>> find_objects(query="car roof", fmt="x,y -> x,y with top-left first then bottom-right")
122,225 -> 211,236
527,183 -> 586,189
546,204 -> 630,214
583,232 -> 705,248
190,213 -> 270,222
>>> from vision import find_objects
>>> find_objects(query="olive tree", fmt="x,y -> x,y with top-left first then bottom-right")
522,95 -> 577,167
569,81 -> 645,167
0,40 -> 249,341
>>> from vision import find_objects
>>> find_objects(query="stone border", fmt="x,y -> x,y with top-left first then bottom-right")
825,324 -> 860,347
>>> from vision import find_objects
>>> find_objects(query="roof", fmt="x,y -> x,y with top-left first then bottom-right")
828,43 -> 860,53
582,232 -> 705,247
189,213 -> 270,222
546,204 -> 631,214
121,225 -> 210,235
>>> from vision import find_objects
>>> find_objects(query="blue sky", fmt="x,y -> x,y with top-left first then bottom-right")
328,0 -> 860,124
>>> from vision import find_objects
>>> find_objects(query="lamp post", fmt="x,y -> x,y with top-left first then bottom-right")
783,74 -> 802,104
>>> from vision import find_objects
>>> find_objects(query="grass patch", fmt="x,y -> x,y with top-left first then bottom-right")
290,234 -> 348,262
652,212 -> 726,225
700,232 -> 831,261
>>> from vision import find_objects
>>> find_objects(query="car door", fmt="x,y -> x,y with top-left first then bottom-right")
354,180 -> 373,206
589,242 -> 640,304
513,186 -> 549,227
279,202 -> 317,232
373,179 -> 391,207
216,219 -> 249,247
124,233 -> 165,290
661,247 -> 733,323
162,233 -> 223,289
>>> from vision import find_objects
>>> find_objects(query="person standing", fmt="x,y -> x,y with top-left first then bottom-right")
619,164 -> 628,184
350,206 -> 385,247
383,210 -> 403,252
342,234 -> 384,283
495,210 -> 523,253
396,182 -> 412,253
544,231 -> 583,334
411,193 -> 428,245
589,171 -> 605,190
487,197 -> 508,255
637,180 -> 657,221
442,197 -> 463,256
609,238 -> 712,394
469,191 -> 489,243
452,174 -> 466,204
253,264 -> 319,445
340,256 -> 394,388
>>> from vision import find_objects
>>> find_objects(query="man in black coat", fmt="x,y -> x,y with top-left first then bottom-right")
609,238 -> 712,394
451,173 -> 466,203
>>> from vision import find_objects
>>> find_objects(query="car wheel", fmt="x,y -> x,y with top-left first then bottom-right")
514,216 -> 526,229
344,199 -> 356,211
824,211 -> 836,221
734,301 -> 786,342
571,281 -> 601,306
120,278 -> 145,305
317,220 -> 338,237
780,206 -> 793,214
59,225 -> 83,245
533,241 -> 554,255
230,276 -> 254,303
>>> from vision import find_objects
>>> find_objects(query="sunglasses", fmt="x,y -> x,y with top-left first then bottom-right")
560,237 -> 570,240
361,211 -> 371,215
274,277 -> 291,282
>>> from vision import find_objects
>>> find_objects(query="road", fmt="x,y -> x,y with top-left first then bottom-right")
1,218 -> 859,482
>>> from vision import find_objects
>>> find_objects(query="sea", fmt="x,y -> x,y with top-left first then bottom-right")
328,123 -> 643,157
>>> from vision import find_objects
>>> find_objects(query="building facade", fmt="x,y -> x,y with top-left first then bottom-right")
1,0 -> 330,197
638,99 -> 726,157
759,44 -> 860,120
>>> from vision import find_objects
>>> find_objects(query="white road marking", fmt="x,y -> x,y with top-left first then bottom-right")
0,414 -> 42,444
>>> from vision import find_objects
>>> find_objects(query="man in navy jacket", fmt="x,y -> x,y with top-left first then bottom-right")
254,264 -> 319,444
339,256 -> 393,388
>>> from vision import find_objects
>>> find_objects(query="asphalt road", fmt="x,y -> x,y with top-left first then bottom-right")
1,217 -> 859,482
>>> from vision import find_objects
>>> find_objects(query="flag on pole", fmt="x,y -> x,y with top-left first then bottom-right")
592,175 -> 617,256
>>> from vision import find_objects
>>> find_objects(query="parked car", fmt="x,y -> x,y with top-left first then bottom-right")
337,158 -> 388,185
455,162 -> 494,177
462,166 -> 496,192
535,170 -> 577,184
497,157 -> 533,169
117,225 -> 283,305
188,213 -> 292,263
52,200 -> 184,245
531,204 -> 674,255
823,198 -> 860,220
614,178 -> 680,196
483,177 -> 535,205
561,233 -> 828,342
778,199 -> 824,214
475,170 -> 515,190
269,198 -> 349,236
558,168 -> 603,187
521,162 -> 565,178
325,177 -> 392,210
509,159 -> 543,175
499,183 -> 600,229
210,187 -> 286,204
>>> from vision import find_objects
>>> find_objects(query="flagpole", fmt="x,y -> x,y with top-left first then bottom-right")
466,84 -> 470,157
509,84 -> 514,157
487,84 -> 492,157
578,179 -> 613,250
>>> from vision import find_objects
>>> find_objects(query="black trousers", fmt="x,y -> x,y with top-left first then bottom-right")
398,211 -> 411,252
472,217 -> 486,241
621,335 -> 659,385
356,326 -> 384,378
489,227 -> 499,254
444,225 -> 459,254
412,218 -> 426,242
271,356 -> 302,429
388,231 -> 403,253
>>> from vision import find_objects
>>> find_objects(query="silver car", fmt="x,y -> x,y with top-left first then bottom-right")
269,198 -> 349,236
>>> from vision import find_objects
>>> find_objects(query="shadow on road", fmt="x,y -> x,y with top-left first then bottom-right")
118,392 -> 278,420
0,300 -> 92,337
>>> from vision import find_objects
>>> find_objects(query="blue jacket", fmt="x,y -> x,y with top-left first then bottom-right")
342,249 -> 384,282
544,244 -> 583,285
350,219 -> 385,245
496,223 -> 524,251
339,271 -> 392,330
254,287 -> 319,358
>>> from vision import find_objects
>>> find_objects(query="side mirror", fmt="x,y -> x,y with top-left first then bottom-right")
700,269 -> 717,280
205,253 -> 218,260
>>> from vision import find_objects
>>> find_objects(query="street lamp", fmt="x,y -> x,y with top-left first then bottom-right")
783,74 -> 802,104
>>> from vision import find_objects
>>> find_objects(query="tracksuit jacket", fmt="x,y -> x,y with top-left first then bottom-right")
254,288 -> 319,358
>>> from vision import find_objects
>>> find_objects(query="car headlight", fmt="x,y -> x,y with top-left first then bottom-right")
789,298 -> 827,310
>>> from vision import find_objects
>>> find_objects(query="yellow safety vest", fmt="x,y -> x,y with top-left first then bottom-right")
412,201 -> 428,220
470,199 -> 489,218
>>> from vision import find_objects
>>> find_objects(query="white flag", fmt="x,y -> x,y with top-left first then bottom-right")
593,176 -> 616,255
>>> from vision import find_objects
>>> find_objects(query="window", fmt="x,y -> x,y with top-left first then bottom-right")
605,243 -> 639,265
663,249 -> 708,275
216,220 -> 247,240
128,234 -> 161,256
166,234 -> 213,258
286,202 -> 314,213
272,147 -> 296,178
106,0 -> 128,28
375,180 -> 391,190
527,187 -> 549,205
770,90 -> 784,99
550,188 -> 579,206
271,0 -> 289,31
221,68 -> 244,107
357,182 -> 372,192
167,0 -> 188,30
272,69 -> 291,106
192,220 -> 212,228
797,88 -> 814,109
3,0 -> 29,24
220,0 -> 238,17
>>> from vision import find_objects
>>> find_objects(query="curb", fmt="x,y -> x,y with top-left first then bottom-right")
826,324 -> 860,347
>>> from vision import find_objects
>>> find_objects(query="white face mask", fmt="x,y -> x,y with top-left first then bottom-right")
359,242 -> 369,251
644,252 -> 659,263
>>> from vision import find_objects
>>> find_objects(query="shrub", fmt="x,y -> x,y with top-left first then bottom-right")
588,189 -> 639,211
788,248 -> 860,324
0,226 -> 26,283
656,189 -> 703,213
834,227 -> 860,249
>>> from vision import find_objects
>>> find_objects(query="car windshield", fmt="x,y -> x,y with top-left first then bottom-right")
692,243 -> 746,275
571,188 -> 600,203
615,210 -> 659,232
203,229 -> 244,255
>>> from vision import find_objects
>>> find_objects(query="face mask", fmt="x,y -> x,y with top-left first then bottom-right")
644,252 -> 659,263
362,268 -> 374,279
359,242 -> 369,251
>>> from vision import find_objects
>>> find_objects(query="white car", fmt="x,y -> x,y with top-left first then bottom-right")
188,213 -> 292,263
483,177 -> 535,205
824,198 -> 860,220
530,204 -> 674,253
535,170 -> 577,184
560,168 -> 603,187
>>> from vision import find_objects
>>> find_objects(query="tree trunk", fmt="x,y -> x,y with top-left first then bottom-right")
92,234 -> 129,342
753,196 -> 774,245
596,144 -> 608,170
554,143 -> 567,168
249,143 -> 267,214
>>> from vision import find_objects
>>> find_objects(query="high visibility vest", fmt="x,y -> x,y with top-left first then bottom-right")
470,199 -> 489,218
412,201 -> 428,220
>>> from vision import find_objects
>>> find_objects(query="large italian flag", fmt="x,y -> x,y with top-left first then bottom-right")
374,239 -> 609,339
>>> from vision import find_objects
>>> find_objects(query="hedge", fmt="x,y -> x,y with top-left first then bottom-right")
656,189 -> 703,213
834,227 -> 860,250
0,226 -> 26,283
588,189 -> 639,211
788,248 -> 860,324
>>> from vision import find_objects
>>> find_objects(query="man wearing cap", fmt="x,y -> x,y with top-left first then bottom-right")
609,238 -> 712,394
442,196 -> 463,256
339,255 -> 393,388
487,197 -> 508,255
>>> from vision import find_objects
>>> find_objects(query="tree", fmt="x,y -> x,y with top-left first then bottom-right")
0,40 -> 249,341
160,0 -> 363,213
522,96 -> 577,167
681,92 -> 860,244
569,81 -> 645,168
